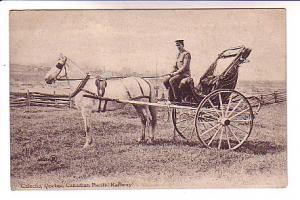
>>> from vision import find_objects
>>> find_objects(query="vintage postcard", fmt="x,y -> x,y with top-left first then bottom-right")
10,9 -> 286,190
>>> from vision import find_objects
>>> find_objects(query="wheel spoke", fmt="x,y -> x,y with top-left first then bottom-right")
226,99 -> 243,118
189,127 -> 196,140
225,94 -> 233,117
207,125 -> 222,146
177,117 -> 194,124
230,123 -> 249,135
225,127 -> 231,149
200,121 -> 218,131
229,108 -> 250,120
200,111 -> 219,120
218,126 -> 224,149
200,123 -> 220,136
227,125 -> 241,144
231,119 -> 252,123
178,126 -> 190,133
219,93 -> 224,118
208,99 -> 222,118
198,121 -> 219,124
201,120 -> 208,130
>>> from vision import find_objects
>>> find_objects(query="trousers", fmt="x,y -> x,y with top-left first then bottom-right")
163,74 -> 190,101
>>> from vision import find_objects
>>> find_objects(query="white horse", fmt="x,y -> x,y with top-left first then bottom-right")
44,54 -> 157,148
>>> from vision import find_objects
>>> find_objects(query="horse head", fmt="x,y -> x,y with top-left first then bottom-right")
45,54 -> 68,84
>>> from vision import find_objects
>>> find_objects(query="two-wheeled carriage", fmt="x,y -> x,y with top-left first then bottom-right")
171,46 -> 260,150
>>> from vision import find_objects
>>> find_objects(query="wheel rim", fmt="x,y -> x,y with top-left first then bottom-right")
172,108 -> 197,141
195,89 -> 254,150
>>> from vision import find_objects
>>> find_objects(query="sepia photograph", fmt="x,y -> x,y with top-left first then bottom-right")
9,9 -> 286,190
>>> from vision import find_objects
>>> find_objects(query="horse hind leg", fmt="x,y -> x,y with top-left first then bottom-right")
148,105 -> 157,142
140,106 -> 154,144
133,105 -> 147,143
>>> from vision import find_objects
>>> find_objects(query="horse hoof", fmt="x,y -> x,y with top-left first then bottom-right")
82,143 -> 93,149
82,138 -> 93,149
146,139 -> 154,145
138,138 -> 146,144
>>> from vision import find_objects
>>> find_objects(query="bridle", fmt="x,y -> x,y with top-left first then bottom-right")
55,57 -> 69,81
54,57 -> 87,81
52,56 -> 93,98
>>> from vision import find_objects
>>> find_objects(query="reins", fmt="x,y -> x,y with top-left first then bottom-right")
53,56 -> 169,111
55,56 -> 170,82
53,56 -> 164,113
56,73 -> 170,81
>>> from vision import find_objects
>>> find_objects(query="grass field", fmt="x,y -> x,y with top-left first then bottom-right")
10,100 -> 287,189
10,63 -> 287,189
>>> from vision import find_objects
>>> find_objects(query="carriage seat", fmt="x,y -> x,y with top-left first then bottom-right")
179,75 -> 220,97
179,77 -> 193,89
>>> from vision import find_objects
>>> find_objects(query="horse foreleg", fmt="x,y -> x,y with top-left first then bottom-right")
82,109 -> 93,148
140,118 -> 146,143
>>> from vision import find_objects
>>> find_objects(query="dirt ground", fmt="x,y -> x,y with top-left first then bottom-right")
10,100 -> 287,190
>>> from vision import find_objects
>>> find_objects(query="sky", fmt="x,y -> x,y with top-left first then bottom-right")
9,9 -> 286,81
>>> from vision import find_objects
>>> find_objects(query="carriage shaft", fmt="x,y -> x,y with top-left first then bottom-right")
83,94 -> 197,110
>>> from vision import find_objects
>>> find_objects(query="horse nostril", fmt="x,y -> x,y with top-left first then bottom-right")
45,78 -> 52,84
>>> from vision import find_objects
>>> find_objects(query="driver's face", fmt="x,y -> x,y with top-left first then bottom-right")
176,43 -> 184,51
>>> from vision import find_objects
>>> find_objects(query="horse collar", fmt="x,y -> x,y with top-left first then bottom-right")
69,74 -> 91,98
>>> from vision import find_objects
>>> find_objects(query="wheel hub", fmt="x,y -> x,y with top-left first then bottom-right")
220,118 -> 230,126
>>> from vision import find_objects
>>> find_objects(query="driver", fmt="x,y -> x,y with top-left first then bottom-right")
163,40 -> 191,102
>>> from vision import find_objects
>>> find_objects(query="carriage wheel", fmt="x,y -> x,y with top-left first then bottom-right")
172,108 -> 198,141
195,89 -> 254,150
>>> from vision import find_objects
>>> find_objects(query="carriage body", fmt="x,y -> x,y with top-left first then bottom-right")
172,46 -> 257,150
179,46 -> 251,105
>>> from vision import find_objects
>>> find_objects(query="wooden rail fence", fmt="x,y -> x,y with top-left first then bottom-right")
10,89 -> 286,108
10,91 -> 74,108
258,90 -> 286,105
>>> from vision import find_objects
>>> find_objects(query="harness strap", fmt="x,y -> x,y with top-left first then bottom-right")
70,74 -> 90,98
81,88 -> 96,96
133,77 -> 145,97
143,78 -> 152,103
121,79 -> 132,99
95,79 -> 108,112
